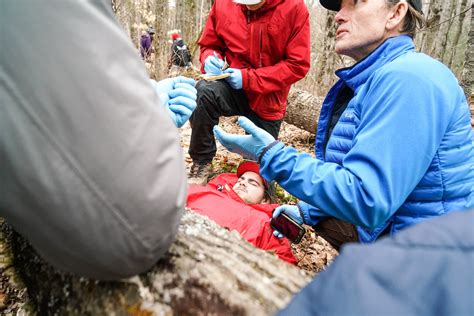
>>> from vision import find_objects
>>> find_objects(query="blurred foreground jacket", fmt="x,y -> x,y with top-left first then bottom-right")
0,0 -> 186,280
277,210 -> 474,316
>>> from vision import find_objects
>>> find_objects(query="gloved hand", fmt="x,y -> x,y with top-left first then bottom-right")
150,76 -> 197,128
224,68 -> 242,89
272,205 -> 304,238
213,116 -> 275,161
204,52 -> 225,75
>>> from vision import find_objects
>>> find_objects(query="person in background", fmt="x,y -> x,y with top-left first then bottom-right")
214,0 -> 474,250
168,30 -> 192,71
1,1 -> 197,280
187,161 -> 297,264
187,0 -> 311,185
140,26 -> 156,60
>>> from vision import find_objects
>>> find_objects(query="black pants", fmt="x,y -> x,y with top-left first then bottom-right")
313,217 -> 359,251
189,80 -> 282,164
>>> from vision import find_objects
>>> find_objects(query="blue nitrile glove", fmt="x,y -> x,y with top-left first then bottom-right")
167,82 -> 198,127
213,116 -> 275,161
204,52 -> 225,74
224,68 -> 242,89
272,205 -> 304,238
150,76 -> 197,128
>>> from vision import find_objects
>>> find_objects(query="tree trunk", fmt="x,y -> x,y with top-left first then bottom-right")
447,0 -> 470,70
1,211 -> 311,315
420,0 -> 444,55
437,0 -> 456,62
461,2 -> 474,125
285,88 -> 324,134
152,0 -> 170,80
447,0 -> 463,68
315,10 -> 341,97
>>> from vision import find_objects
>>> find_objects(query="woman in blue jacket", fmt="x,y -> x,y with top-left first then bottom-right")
214,0 -> 474,250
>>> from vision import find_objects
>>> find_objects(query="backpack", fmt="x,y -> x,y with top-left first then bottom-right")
171,39 -> 191,67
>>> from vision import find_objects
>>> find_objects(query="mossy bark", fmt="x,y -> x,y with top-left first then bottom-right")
284,88 -> 323,134
1,211 -> 311,315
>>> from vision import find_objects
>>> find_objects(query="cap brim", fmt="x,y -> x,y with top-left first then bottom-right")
236,161 -> 267,188
233,0 -> 262,5
410,0 -> 423,12
319,0 -> 341,11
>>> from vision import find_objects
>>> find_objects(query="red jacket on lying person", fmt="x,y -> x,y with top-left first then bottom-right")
187,172 -> 297,264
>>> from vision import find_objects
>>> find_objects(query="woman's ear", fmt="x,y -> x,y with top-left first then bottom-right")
386,1 -> 408,32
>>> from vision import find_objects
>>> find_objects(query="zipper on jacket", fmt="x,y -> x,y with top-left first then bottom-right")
247,10 -> 251,24
322,85 -> 353,159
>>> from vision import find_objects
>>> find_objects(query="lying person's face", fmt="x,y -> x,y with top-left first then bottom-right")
233,171 -> 268,204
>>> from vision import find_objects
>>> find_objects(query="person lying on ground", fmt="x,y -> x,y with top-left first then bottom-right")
187,161 -> 297,264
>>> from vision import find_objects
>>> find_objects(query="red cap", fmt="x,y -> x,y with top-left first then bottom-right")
236,161 -> 267,188
171,32 -> 180,40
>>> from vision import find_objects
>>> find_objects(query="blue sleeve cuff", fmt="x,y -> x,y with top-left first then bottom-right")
296,203 -> 307,225
297,201 -> 327,226
297,201 -> 313,225
258,140 -> 283,164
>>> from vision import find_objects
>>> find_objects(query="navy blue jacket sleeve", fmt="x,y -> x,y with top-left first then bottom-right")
276,210 -> 474,316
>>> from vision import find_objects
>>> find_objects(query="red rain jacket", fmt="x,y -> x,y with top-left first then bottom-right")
187,173 -> 297,264
198,0 -> 311,120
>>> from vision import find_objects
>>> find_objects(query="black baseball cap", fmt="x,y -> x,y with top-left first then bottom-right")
320,0 -> 422,13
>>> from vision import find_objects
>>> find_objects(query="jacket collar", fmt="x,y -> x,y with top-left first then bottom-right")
239,0 -> 283,14
335,35 -> 415,91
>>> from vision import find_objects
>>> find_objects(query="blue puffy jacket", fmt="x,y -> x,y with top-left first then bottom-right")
276,210 -> 474,316
261,35 -> 473,242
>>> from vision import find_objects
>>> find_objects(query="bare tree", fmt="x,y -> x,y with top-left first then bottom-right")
112,0 -> 472,98
420,0 -> 444,55
436,0 -> 456,62
448,0 -> 471,68
151,0 -> 170,79
461,2 -> 474,123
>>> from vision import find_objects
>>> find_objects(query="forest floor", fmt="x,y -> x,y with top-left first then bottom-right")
180,117 -> 339,275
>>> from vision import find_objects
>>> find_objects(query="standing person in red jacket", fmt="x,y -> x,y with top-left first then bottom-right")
187,161 -> 297,264
187,0 -> 311,185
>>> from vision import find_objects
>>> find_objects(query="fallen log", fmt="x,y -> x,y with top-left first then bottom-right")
285,88 -> 324,134
1,210 -> 311,315
180,68 -> 324,134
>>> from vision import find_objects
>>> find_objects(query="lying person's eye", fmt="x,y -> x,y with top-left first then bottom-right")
248,181 -> 260,187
